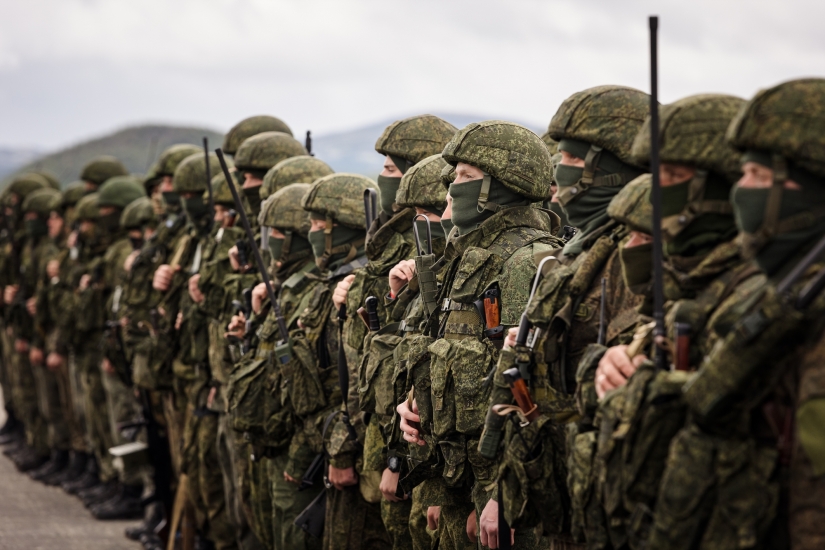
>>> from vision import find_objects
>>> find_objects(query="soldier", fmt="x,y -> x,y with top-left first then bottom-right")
2,175 -> 52,472
357,153 -> 451,550
396,121 -> 564,549
645,78 -> 825,550
222,116 -> 294,156
79,156 -> 129,193
145,144 -> 202,218
259,155 -> 334,199
86,177 -> 148,520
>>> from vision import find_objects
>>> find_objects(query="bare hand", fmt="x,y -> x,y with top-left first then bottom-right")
284,471 -> 300,485
78,274 -> 91,292
328,465 -> 358,491
123,250 -> 139,273
427,506 -> 441,531
25,297 -> 36,316
251,283 -> 267,315
46,352 -> 65,372
595,345 -> 647,399
14,338 -> 29,354
479,499 -> 514,549
66,231 -> 78,248
228,246 -> 240,271
504,326 -> 518,349
380,468 -> 405,502
47,259 -> 60,279
175,311 -> 183,331
224,312 -> 246,340
101,357 -> 115,375
467,509 -> 479,544
188,274 -> 204,303
153,264 -> 175,292
333,274 -> 355,310
29,347 -> 44,365
397,397 -> 426,446
388,259 -> 416,297
4,285 -> 18,304
207,386 -> 217,409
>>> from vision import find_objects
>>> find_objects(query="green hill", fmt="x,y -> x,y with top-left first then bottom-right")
4,124 -> 224,187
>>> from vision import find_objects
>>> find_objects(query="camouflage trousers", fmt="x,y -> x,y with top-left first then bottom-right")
53,359 -> 86,453
32,360 -> 69,451
248,453 -> 274,549
101,367 -> 144,485
78,351 -> 116,482
0,323 -> 13,415
381,497 -> 414,550
12,348 -> 48,455
182,381 -> 237,550
67,352 -> 88,452
217,413 -> 265,550
322,484 -> 391,550
268,452 -> 323,550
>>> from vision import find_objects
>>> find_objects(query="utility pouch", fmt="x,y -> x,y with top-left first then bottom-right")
357,327 -> 403,416
280,330 -> 327,417
227,357 -> 269,435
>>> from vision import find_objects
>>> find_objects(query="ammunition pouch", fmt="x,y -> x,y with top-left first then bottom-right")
357,325 -> 402,416
132,332 -> 173,390
227,356 -> 270,436
280,330 -> 327,417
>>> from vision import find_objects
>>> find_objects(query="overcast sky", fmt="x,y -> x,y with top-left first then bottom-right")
1,0 -> 823,151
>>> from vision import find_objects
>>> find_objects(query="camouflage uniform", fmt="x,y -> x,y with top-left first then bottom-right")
493,88 -> 648,548
647,78 -> 825,550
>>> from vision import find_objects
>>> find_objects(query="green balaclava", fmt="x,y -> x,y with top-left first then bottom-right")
182,195 -> 210,226
440,216 -> 454,236
243,186 -> 263,217
162,191 -> 182,215
268,233 -> 311,264
619,241 -> 653,294
555,139 -> 643,235
449,175 -> 529,235
731,152 -> 825,277
660,171 -> 737,257
307,213 -> 365,269
25,217 -> 48,239
377,174 -> 401,217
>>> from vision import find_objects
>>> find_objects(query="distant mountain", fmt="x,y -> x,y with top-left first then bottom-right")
3,125 -> 224,187
312,113 -> 544,176
0,148 -> 44,179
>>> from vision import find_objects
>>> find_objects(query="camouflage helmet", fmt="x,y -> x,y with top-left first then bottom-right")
30,169 -> 61,190
727,78 -> 825,178
173,152 -> 226,193
540,132 -> 559,155
120,196 -> 155,229
80,156 -> 128,186
632,94 -> 745,181
607,174 -> 652,234
22,188 -> 61,217
208,172 -> 236,207
260,156 -> 334,200
375,115 -> 457,172
301,174 -> 375,229
75,193 -> 99,221
234,132 -> 308,174
440,164 -> 456,189
547,85 -> 650,167
98,175 -> 146,209
61,181 -> 87,210
223,115 -> 293,155
396,154 -> 449,213
155,144 -> 202,177
7,173 -> 49,201
259,183 -> 312,235
441,120 -> 552,200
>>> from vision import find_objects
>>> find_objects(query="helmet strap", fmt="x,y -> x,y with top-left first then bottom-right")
556,145 -> 627,206
661,170 -> 733,239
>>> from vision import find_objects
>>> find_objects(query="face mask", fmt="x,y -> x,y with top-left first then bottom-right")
554,164 -> 621,233
449,177 -> 529,236
183,196 -> 209,222
162,191 -> 181,214
25,218 -> 47,239
129,236 -> 144,250
99,210 -> 121,234
268,237 -> 285,262
619,242 -> 653,295
308,225 -> 364,267
243,186 -> 263,217
377,175 -> 401,217
440,217 -> 454,237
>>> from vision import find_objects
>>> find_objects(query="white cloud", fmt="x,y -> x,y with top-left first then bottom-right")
1,0 -> 824,149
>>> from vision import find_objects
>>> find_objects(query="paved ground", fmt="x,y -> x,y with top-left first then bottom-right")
0,391 -> 141,549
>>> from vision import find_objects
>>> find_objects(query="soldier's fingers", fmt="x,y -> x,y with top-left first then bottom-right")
602,363 -> 627,389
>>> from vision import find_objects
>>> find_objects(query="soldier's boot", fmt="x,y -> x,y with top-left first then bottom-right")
91,483 -> 144,520
2,435 -> 27,456
29,449 -> 69,482
80,479 -> 119,507
13,445 -> 49,472
47,451 -> 88,486
125,501 -> 164,541
0,408 -> 18,435
63,455 -> 100,494
194,536 -> 216,550
0,411 -> 22,444
140,532 -> 165,550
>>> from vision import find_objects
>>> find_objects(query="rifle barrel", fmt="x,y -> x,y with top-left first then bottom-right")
215,148 -> 289,342
204,137 -> 215,230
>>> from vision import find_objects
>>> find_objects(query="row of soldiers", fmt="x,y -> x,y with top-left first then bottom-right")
1,76 -> 824,550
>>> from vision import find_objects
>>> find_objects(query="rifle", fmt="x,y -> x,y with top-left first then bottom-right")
104,320 -> 133,387
203,137 -> 215,231
364,189 -> 378,230
412,214 -> 439,316
648,15 -> 667,370
216,148 -> 291,366
305,130 -> 313,157
674,322 -> 691,371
